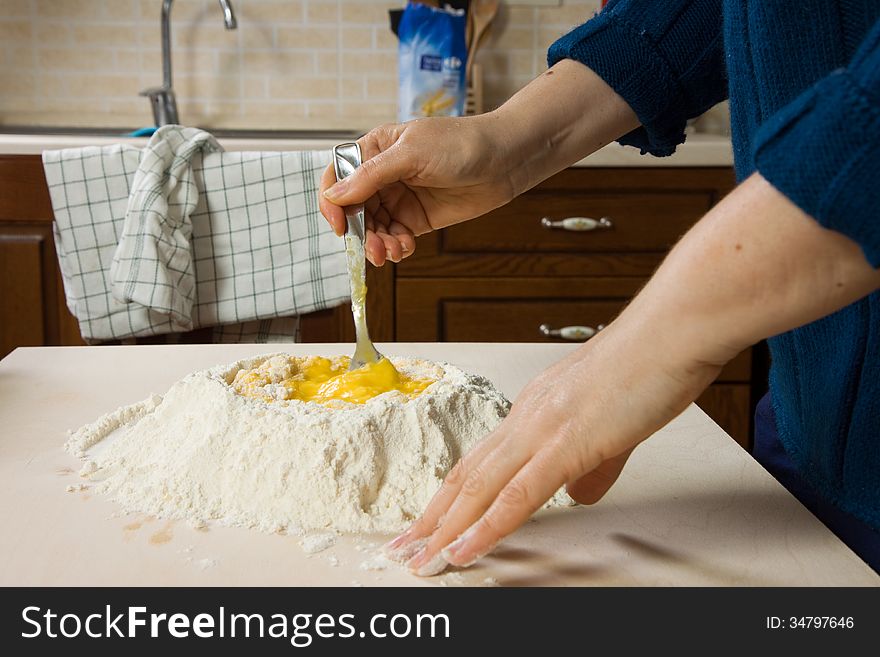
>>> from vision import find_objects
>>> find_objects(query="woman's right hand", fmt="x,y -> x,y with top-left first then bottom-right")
318,115 -> 519,267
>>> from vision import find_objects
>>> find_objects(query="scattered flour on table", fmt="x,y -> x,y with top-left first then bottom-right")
64,353 -> 573,543
359,553 -> 393,572
299,532 -> 337,554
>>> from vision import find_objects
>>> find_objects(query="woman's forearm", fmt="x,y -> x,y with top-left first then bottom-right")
619,174 -> 880,369
488,60 -> 640,195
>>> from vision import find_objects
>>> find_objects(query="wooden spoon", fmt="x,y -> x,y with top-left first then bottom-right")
466,0 -> 499,84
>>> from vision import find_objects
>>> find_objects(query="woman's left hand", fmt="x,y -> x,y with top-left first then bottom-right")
387,317 -> 723,575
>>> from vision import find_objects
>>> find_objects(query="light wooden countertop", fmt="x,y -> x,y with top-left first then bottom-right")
0,343 -> 873,586
0,132 -> 733,167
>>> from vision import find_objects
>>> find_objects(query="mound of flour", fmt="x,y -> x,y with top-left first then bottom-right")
65,354 -> 528,534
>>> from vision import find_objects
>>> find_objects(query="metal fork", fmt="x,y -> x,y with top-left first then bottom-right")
333,142 -> 383,370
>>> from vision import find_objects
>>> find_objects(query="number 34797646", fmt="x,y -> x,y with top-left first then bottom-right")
766,616 -> 854,629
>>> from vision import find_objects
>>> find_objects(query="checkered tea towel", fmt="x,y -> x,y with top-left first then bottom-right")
43,125 -> 349,343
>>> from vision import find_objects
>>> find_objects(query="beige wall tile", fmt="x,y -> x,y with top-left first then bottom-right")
36,0 -> 105,20
105,97 -> 152,115
339,2 -> 387,26
138,0 -> 212,25
306,1 -> 338,25
38,47 -> 111,70
277,26 -> 339,50
340,51 -> 395,75
114,49 -> 142,71
2,0 -> 34,19
0,20 -> 34,42
365,76 -> 397,99
63,73 -> 139,97
34,22 -> 71,44
241,100 -> 307,117
238,23 -> 275,49
236,1 -> 305,24
0,73 -> 36,95
505,6 -> 536,25
243,50 -> 315,75
373,25 -> 396,50
139,49 -> 163,73
306,100 -> 341,118
268,76 -> 337,100
340,99 -> 394,118
102,0 -> 139,21
194,99 -> 244,122
35,73 -> 68,97
0,97 -> 43,113
71,23 -> 141,47
486,26 -> 532,50
339,26 -> 372,50
337,76 -> 364,99
173,23 -> 241,51
2,46 -> 36,69
315,51 -> 339,75
175,73 -> 242,99
243,76 -> 267,97
174,49 -> 220,73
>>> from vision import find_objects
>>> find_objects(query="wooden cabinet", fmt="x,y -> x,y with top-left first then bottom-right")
0,156 -> 83,356
0,157 -> 760,447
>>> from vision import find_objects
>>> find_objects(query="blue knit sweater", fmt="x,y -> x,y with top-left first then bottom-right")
549,0 -> 880,528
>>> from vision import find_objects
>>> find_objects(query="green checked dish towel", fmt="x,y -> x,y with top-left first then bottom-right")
43,125 -> 349,343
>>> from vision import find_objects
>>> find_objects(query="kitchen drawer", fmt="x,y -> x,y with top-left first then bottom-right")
396,167 -> 737,278
442,190 -> 711,254
397,277 -> 751,382
444,299 -> 617,342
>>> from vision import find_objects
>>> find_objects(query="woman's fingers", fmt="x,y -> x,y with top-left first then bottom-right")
388,221 -> 416,259
406,439 -> 532,575
384,427 -> 507,558
565,447 -> 635,505
440,449 -> 572,568
318,164 -> 347,236
363,231 -> 387,267
373,223 -> 405,263
323,144 -> 414,207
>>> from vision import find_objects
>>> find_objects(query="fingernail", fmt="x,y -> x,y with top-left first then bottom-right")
385,537 -> 427,563
407,546 -> 429,570
384,529 -> 413,552
407,548 -> 449,577
401,243 -> 410,254
439,531 -> 472,566
385,249 -> 399,263
441,545 -> 479,568
439,526 -> 492,567
322,180 -> 347,199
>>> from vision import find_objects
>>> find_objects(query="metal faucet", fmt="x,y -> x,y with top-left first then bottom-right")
140,0 -> 237,126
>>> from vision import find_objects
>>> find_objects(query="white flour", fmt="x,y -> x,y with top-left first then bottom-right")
65,353 -> 539,534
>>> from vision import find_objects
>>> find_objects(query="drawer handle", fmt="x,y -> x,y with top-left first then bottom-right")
540,216 -> 613,232
539,323 -> 605,341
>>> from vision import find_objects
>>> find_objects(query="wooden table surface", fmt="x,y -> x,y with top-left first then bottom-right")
0,343 -> 875,586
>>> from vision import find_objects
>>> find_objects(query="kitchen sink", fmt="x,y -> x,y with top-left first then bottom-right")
0,125 -> 364,140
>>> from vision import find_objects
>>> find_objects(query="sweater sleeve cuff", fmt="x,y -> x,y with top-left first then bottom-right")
754,70 -> 880,268
548,12 -> 690,157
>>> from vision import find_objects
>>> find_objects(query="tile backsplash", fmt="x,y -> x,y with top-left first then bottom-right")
0,0 -> 605,129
